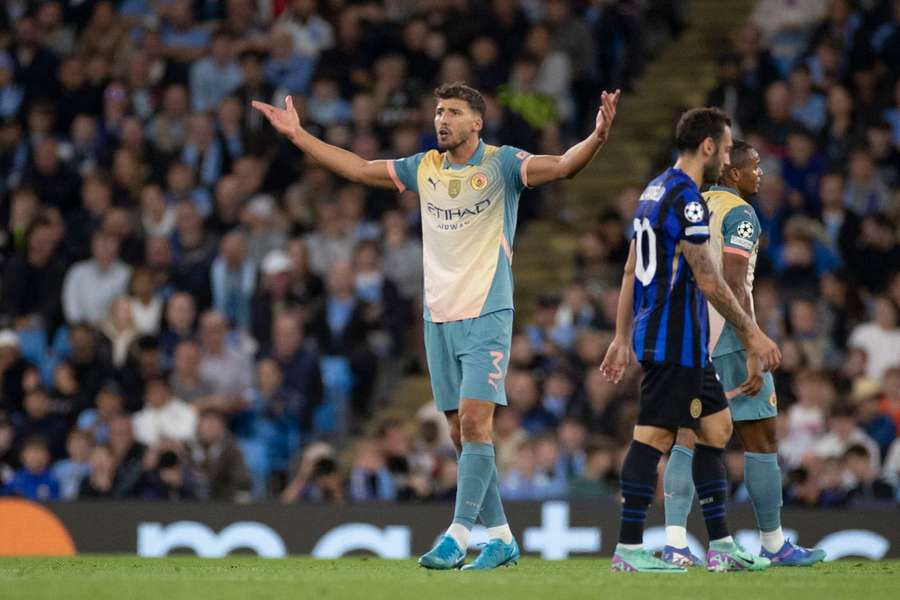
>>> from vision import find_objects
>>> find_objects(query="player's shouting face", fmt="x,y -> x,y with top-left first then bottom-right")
434,98 -> 482,151
703,125 -> 733,184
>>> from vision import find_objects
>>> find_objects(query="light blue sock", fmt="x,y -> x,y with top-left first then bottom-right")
663,444 -> 695,528
453,442 -> 496,529
478,463 -> 507,528
744,452 -> 783,532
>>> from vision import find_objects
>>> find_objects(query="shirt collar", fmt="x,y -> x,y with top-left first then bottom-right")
442,139 -> 485,169
709,184 -> 741,197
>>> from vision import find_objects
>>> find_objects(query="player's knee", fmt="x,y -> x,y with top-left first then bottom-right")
459,411 -> 490,443
698,412 -> 732,448
752,426 -> 778,453
675,428 -> 696,449
633,425 -> 675,452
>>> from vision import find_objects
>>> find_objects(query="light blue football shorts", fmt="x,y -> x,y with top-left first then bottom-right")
423,309 -> 513,413
712,349 -> 778,422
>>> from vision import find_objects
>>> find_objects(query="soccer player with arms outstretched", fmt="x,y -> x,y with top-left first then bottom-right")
254,83 -> 619,570
653,140 -> 826,568
600,107 -> 781,573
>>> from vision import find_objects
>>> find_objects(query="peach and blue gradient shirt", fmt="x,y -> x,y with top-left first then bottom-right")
388,140 -> 532,323
703,185 -> 762,357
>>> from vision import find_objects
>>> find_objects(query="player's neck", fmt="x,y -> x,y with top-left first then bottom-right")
446,136 -> 481,165
719,180 -> 745,197
673,156 -> 704,188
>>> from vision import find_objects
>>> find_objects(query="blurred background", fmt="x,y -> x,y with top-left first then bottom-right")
0,0 -> 897,517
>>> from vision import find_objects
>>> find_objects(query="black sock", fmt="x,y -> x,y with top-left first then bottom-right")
618,441 -> 663,545
693,443 -> 730,541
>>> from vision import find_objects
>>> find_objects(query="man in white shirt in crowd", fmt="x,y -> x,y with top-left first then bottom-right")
62,230 -> 132,325
132,378 -> 197,448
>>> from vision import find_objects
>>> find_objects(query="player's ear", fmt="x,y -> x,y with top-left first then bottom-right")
473,115 -> 483,133
702,137 -> 716,158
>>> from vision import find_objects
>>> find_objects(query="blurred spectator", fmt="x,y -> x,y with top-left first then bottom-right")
62,230 -> 132,325
844,148 -> 891,216
77,444 -> 115,499
265,28 -> 315,96
159,292 -> 196,362
568,437 -> 617,500
849,215 -> 900,293
99,297 -> 139,368
198,310 -> 253,408
189,30 -> 243,113
280,442 -> 344,503
132,378 -> 197,448
0,436 -> 59,500
76,381 -> 124,445
169,340 -> 216,404
15,387 -> 69,459
782,371 -> 833,467
243,194 -> 287,265
141,446 -> 204,501
841,444 -> 895,503
0,416 -> 15,485
188,410 -> 251,501
308,260 -> 376,424
211,231 -> 257,331
51,429 -> 92,500
266,312 -> 321,434
814,404 -> 881,472
848,296 -> 900,380
1,216 -> 66,333
128,268 -> 164,336
0,330 -> 37,415
349,440 -> 394,502
506,369 -> 556,435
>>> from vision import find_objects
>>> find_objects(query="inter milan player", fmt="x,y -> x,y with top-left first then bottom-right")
254,83 -> 619,570
600,107 -> 781,572
656,140 -> 826,568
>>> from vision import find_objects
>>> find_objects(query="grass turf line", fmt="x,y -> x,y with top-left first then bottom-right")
0,557 -> 898,600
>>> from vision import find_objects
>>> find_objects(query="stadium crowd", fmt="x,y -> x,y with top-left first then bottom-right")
0,0 -> 897,508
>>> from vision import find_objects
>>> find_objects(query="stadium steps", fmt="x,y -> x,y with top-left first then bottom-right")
511,0 -> 758,321
383,0 -> 758,419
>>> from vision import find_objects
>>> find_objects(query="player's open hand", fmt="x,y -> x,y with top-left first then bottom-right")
252,95 -> 302,137
595,89 -> 620,142
600,336 -> 634,384
740,353 -> 764,396
747,326 -> 781,372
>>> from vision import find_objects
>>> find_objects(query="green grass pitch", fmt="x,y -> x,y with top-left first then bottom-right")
1,557 -> 898,600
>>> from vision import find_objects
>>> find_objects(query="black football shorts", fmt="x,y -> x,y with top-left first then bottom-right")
637,361 -> 729,429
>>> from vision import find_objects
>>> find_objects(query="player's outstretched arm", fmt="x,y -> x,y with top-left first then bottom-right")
525,90 -> 620,187
252,96 -> 397,190
681,241 -> 781,371
600,241 -> 636,384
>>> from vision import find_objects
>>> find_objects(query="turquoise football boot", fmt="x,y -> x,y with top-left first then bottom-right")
611,545 -> 687,573
461,538 -> 520,570
418,534 -> 466,570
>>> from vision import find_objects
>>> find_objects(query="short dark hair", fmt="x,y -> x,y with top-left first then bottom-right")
434,82 -> 486,117
729,139 -> 756,167
674,107 -> 732,153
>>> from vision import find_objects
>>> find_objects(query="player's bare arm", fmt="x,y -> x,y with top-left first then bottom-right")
252,96 -> 396,189
525,90 -> 620,187
681,240 -> 781,371
722,251 -> 764,395
601,240 -> 636,384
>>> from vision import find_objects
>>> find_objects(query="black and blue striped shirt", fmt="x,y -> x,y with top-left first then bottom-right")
631,167 -> 711,368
